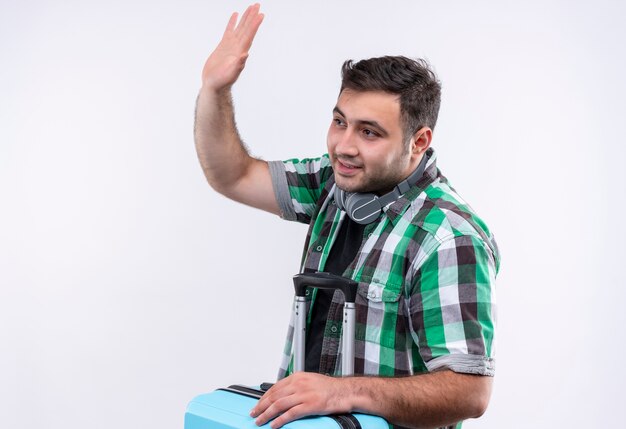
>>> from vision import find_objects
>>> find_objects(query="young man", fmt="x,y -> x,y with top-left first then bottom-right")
194,4 -> 500,429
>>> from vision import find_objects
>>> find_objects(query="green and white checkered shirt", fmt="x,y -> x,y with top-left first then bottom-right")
268,148 -> 500,428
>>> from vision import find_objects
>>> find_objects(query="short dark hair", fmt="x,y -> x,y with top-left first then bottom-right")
340,56 -> 442,144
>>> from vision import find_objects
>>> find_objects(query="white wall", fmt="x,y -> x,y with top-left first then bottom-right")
1,0 -> 624,427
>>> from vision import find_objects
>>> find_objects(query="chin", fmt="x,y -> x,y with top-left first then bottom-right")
336,180 -> 369,194
334,169 -> 384,194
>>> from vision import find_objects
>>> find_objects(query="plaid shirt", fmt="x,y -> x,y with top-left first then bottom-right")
268,148 -> 500,428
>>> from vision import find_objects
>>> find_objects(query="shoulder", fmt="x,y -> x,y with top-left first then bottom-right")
403,174 -> 500,271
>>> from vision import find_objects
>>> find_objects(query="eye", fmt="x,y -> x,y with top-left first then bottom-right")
333,117 -> 346,127
362,128 -> 379,138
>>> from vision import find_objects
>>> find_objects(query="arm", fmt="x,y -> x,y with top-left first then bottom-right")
251,370 -> 492,429
194,4 -> 280,215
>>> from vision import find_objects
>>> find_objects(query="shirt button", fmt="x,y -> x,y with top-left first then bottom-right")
331,325 -> 338,333
305,289 -> 310,296
316,245 -> 323,251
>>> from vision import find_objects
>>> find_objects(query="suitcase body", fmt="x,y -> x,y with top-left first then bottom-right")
184,273 -> 389,429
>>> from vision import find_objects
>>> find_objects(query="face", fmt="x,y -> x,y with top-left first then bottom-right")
327,89 -> 416,195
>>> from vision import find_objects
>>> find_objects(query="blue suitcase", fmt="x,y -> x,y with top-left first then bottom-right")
184,272 -> 389,429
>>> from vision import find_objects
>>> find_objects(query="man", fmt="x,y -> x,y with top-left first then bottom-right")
194,4 -> 500,429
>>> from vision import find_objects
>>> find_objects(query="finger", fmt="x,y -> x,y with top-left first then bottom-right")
237,3 -> 261,39
251,380 -> 293,417
223,12 -> 238,36
241,3 -> 261,29
269,404 -> 310,429
236,3 -> 256,32
239,12 -> 264,52
255,394 -> 302,427
238,14 -> 265,52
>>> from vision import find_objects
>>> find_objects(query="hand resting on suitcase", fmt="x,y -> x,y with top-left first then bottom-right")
250,370 -> 491,429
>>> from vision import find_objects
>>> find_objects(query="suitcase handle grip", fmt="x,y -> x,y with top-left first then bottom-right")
292,272 -> 358,303
292,272 -> 358,375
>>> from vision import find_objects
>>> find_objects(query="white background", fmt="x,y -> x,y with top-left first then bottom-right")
1,0 -> 625,427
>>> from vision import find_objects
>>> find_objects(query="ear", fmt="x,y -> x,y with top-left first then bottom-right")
410,127 -> 432,157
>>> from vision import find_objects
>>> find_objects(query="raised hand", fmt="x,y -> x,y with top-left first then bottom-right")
201,3 -> 265,92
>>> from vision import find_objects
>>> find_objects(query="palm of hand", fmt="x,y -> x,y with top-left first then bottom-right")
201,4 -> 264,91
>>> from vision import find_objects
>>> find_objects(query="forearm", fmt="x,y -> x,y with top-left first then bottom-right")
253,370 -> 492,429
346,371 -> 492,429
194,86 -> 258,195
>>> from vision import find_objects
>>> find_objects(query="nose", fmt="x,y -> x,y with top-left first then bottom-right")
334,127 -> 359,158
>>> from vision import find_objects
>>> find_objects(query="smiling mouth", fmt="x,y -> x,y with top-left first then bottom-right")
336,158 -> 362,170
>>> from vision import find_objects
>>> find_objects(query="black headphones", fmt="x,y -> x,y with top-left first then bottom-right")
332,152 -> 430,225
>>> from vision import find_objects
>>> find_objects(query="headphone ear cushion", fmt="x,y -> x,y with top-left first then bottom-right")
344,192 -> 364,211
333,185 -> 381,224
344,192 -> 380,224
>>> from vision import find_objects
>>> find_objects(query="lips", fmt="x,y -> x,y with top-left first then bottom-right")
334,158 -> 363,176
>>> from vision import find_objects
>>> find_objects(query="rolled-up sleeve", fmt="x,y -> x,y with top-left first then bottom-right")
409,234 -> 497,376
268,155 -> 333,224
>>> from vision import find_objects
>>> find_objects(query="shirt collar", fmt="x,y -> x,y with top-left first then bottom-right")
385,147 -> 438,225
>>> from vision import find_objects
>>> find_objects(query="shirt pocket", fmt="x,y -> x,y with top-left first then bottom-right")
357,280 -> 402,304
355,279 -> 404,349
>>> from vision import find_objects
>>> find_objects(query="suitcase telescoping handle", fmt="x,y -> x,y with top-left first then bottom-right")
292,272 -> 358,376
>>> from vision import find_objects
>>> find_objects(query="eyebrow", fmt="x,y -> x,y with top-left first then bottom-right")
333,106 -> 390,137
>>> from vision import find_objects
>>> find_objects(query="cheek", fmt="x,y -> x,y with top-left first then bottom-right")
360,147 -> 382,166
364,149 -> 396,173
326,128 -> 337,153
